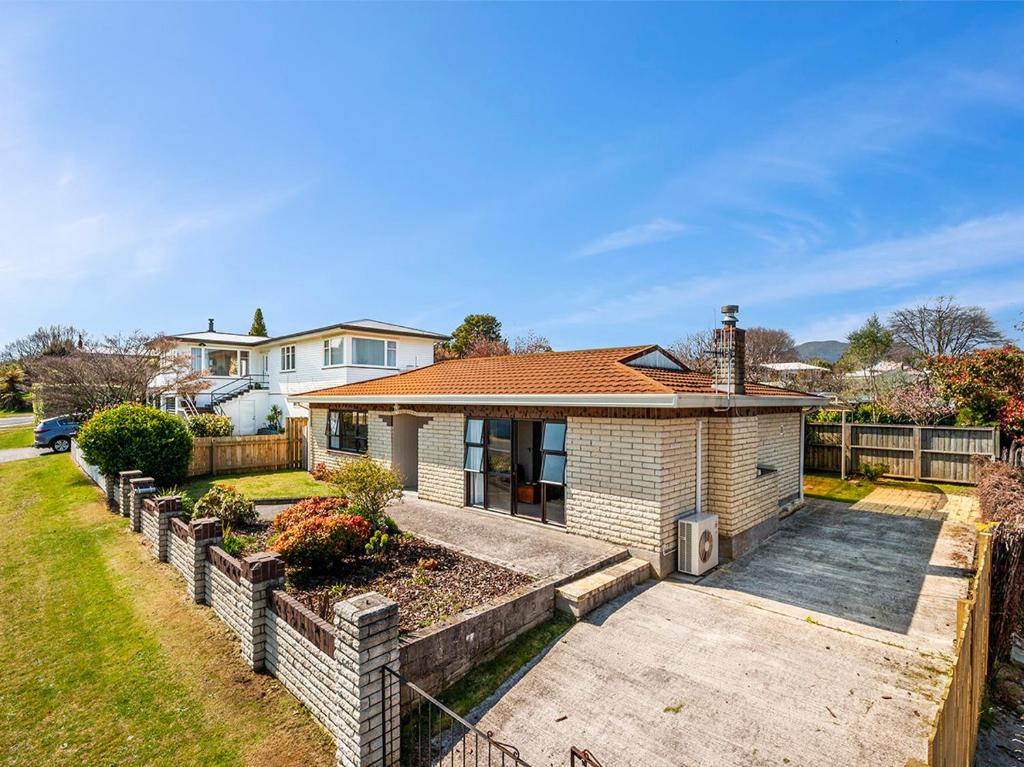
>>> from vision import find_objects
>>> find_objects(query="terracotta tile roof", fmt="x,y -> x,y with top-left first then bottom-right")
294,345 -> 815,400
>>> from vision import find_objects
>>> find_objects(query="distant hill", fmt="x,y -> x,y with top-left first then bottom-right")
795,340 -> 847,363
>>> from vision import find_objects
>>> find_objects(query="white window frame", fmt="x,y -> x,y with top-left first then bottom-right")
280,345 -> 296,372
323,337 -> 345,368
351,336 -> 398,368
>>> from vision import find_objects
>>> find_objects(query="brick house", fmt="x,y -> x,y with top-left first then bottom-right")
290,308 -> 824,576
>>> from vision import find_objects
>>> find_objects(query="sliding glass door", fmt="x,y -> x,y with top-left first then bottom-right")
465,417 -> 566,525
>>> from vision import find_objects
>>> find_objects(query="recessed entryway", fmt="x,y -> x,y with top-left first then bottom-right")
391,414 -> 429,490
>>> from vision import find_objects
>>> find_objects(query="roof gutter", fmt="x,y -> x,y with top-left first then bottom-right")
287,392 -> 826,408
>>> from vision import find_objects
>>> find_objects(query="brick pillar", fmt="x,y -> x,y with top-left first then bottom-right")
186,517 -> 223,603
334,592 -> 400,767
103,474 -> 119,508
118,470 -> 143,518
238,552 -> 286,670
129,477 -> 157,532
143,496 -> 183,561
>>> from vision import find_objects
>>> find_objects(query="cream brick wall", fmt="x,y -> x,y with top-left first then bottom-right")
565,416 -> 703,557
705,416 -> 777,537
416,412 -> 465,507
309,407 -> 392,471
757,412 -> 802,502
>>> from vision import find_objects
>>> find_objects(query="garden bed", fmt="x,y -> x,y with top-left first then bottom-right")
284,536 -> 532,633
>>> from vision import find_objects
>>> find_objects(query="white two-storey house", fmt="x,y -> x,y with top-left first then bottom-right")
161,318 -> 447,435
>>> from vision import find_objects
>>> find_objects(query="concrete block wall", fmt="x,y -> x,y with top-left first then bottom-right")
334,593 -> 401,767
309,407 -> 392,471
416,412 -> 464,507
118,470 -> 143,518
129,477 -> 157,533
265,592 -> 341,739
565,416 -> 702,574
705,416 -> 778,559
106,471 -> 406,767
757,412 -> 802,502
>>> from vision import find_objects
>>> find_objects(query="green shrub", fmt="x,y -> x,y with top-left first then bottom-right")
329,456 -> 403,525
364,529 -> 395,558
77,404 -> 193,485
157,485 -> 196,521
186,413 -> 233,438
271,496 -> 349,533
860,462 -> 890,482
194,485 -> 256,528
220,527 -> 245,557
271,513 -> 372,570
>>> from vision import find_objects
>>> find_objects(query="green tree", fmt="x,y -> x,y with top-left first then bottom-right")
841,315 -> 894,420
0,363 -> 28,411
443,314 -> 503,358
249,308 -> 268,336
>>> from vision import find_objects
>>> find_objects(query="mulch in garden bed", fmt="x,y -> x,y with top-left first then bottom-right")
231,520 -> 274,556
284,536 -> 532,633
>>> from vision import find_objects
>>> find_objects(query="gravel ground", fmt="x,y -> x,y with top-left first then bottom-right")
285,536 -> 532,633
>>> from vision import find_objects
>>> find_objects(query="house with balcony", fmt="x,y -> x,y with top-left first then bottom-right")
160,318 -> 447,435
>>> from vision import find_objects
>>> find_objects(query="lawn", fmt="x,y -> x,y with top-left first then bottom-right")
0,408 -> 32,417
0,456 -> 334,767
181,468 -> 338,501
804,470 -> 975,504
0,425 -> 33,450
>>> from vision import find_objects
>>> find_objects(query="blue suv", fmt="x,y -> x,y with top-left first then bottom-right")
34,415 -> 83,453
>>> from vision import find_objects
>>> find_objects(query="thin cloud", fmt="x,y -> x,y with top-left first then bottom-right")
574,218 -> 688,258
542,210 -> 1024,329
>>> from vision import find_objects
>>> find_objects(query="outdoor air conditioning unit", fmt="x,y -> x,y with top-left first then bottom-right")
678,512 -> 719,576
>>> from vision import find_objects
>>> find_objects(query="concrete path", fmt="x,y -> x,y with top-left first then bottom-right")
852,485 -> 978,523
0,414 -> 33,430
471,500 -> 975,767
0,447 -> 48,464
389,492 -> 626,580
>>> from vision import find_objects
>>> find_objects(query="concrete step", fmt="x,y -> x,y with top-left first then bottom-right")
555,557 -> 651,620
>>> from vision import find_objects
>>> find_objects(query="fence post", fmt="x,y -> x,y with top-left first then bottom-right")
118,470 -> 143,518
912,426 -> 922,482
185,517 -> 223,603
143,496 -> 183,562
129,477 -> 157,533
237,552 -> 285,671
334,592 -> 400,767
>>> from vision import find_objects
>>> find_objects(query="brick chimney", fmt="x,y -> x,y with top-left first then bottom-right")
712,304 -> 745,395
208,318 -> 215,332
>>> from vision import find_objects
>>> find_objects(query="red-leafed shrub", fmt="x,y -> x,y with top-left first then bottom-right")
272,496 -> 349,533
999,397 -> 1024,440
311,462 -> 332,482
271,513 -> 372,570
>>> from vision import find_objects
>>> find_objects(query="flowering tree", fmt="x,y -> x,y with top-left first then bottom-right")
877,379 -> 955,425
928,345 -> 1024,429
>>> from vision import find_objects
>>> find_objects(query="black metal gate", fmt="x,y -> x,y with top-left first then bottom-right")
382,666 -> 530,766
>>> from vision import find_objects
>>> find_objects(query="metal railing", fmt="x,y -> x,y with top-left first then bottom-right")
194,373 -> 269,409
382,666 -> 529,767
569,747 -> 603,767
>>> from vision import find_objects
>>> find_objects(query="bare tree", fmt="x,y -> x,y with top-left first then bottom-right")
2,325 -> 86,363
509,330 -> 552,355
888,296 -> 1005,359
669,329 -> 715,373
27,332 -> 207,417
745,327 -> 799,377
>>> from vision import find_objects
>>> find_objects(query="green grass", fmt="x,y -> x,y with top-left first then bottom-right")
436,613 -> 574,719
0,408 -> 32,418
0,425 -> 34,449
180,469 -> 339,501
804,470 -> 975,504
0,456 -> 334,767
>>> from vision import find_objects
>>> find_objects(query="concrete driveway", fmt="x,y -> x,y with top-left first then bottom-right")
0,414 -> 34,430
471,500 -> 974,767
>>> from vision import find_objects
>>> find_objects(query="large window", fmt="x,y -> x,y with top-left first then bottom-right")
540,422 -> 567,485
352,338 -> 397,367
281,345 -> 296,372
207,349 -> 236,377
323,338 -> 344,367
190,347 -> 204,372
327,409 -> 368,453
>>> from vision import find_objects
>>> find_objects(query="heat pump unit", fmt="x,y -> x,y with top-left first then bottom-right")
678,512 -> 719,576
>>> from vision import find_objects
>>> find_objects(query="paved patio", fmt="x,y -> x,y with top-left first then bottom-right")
470,499 -> 976,767
388,492 -> 626,580
851,486 -> 978,523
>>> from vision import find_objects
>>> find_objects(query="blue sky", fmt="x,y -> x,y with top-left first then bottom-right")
2,3 -> 1024,349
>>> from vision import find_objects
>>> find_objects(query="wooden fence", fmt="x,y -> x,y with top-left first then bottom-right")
910,528 -> 993,767
186,417 -> 308,477
805,423 -> 999,484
